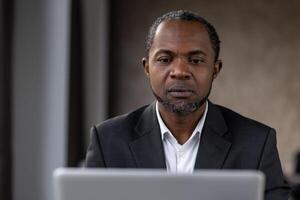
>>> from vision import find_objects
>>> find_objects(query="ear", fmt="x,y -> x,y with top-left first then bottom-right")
142,57 -> 149,76
213,60 -> 222,79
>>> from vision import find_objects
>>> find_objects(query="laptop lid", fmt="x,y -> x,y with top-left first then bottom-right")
53,168 -> 265,200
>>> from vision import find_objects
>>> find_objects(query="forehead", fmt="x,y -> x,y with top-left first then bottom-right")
150,20 -> 213,56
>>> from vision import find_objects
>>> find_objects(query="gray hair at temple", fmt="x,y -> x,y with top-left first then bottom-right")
145,10 -> 221,61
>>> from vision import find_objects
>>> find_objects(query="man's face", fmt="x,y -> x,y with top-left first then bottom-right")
143,20 -> 221,115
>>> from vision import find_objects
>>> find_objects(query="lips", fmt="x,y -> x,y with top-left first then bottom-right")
167,88 -> 194,98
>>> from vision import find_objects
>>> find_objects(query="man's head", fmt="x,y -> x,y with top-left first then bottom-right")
143,10 -> 222,115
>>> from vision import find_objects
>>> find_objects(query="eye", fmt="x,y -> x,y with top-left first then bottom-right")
189,57 -> 205,65
157,56 -> 172,64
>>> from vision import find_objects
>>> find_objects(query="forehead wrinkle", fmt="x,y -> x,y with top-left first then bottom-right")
151,38 -> 209,57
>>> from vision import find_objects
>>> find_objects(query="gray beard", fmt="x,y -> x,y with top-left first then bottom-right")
152,89 -> 210,115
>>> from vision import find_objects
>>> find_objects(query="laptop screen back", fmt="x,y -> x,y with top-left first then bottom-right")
53,168 -> 265,200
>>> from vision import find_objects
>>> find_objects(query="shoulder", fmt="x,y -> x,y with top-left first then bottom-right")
215,104 -> 273,132
93,104 -> 149,137
211,104 -> 278,165
211,103 -> 275,144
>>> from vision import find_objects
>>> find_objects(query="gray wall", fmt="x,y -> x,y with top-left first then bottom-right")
11,0 -> 110,199
12,0 -> 70,200
82,0 -> 109,147
109,0 -> 300,173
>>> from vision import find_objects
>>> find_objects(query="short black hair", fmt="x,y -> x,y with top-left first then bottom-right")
146,10 -> 221,61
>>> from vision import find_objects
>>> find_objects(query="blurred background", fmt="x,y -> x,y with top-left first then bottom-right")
0,0 -> 299,200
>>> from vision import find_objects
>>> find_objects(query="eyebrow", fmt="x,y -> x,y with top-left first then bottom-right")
187,50 -> 207,56
153,49 -> 174,57
153,49 -> 207,57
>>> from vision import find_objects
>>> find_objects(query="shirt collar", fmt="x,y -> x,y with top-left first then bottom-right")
155,101 -> 208,141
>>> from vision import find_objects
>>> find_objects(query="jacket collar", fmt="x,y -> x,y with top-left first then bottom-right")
129,102 -> 166,168
129,101 -> 231,169
194,101 -> 231,169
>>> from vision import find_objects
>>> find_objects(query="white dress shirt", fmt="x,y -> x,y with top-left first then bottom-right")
155,101 -> 208,173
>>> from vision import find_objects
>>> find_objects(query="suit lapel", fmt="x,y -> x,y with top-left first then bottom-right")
129,101 -> 231,170
129,102 -> 166,169
194,101 -> 232,169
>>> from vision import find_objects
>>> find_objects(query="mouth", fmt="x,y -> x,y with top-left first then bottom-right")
167,88 -> 194,98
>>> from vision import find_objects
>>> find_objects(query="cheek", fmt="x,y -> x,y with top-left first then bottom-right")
149,67 -> 167,82
194,71 -> 214,89
148,70 -> 162,88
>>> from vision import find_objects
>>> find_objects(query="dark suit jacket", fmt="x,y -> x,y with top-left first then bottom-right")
85,101 -> 290,200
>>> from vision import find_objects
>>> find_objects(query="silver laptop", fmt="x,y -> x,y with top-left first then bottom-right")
53,168 -> 265,200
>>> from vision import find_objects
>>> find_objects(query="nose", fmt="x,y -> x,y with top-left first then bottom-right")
170,59 -> 191,80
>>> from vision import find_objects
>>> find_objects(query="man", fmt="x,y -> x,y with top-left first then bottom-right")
85,10 -> 290,199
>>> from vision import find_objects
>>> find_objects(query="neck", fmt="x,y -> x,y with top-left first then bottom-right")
158,101 -> 206,144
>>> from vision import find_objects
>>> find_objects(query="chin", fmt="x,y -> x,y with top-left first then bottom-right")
152,88 -> 207,115
161,100 -> 203,115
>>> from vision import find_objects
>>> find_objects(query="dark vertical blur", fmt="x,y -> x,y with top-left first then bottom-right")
0,0 -> 13,199
296,153 -> 300,174
291,152 -> 300,200
67,0 -> 85,166
107,0 -> 118,117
